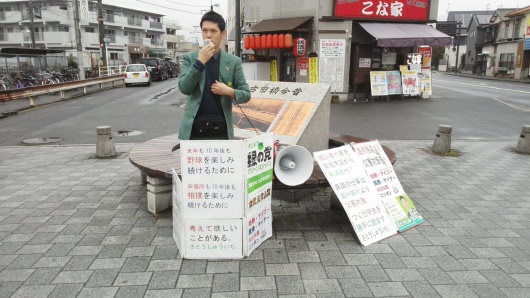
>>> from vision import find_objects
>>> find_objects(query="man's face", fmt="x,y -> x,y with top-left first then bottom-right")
201,20 -> 226,52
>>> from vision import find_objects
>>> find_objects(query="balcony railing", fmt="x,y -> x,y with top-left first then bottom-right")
105,34 -> 116,43
151,39 -> 163,46
0,11 -> 5,21
104,13 -> 115,23
128,36 -> 143,44
150,22 -> 162,29
127,17 -> 142,27
23,32 -> 44,41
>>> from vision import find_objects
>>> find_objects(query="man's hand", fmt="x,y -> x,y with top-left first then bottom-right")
212,80 -> 235,98
198,42 -> 215,65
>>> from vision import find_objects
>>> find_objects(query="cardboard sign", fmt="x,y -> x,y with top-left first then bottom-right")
313,146 -> 396,246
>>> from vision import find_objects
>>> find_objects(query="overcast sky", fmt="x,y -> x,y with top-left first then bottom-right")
107,0 -> 528,39
437,0 -> 528,21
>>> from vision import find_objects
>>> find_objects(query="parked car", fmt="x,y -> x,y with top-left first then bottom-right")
124,64 -> 151,87
139,57 -> 168,81
164,60 -> 178,78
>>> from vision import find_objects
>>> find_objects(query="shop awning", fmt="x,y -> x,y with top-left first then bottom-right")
242,16 -> 313,34
359,23 -> 452,47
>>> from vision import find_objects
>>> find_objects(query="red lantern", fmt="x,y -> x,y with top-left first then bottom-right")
285,33 -> 293,48
279,34 -> 285,48
254,35 -> 261,50
261,35 -> 267,49
243,36 -> 250,50
249,35 -> 255,50
266,34 -> 272,48
272,34 -> 279,48
293,38 -> 306,57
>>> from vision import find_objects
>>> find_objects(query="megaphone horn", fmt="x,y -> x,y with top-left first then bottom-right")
274,145 -> 314,186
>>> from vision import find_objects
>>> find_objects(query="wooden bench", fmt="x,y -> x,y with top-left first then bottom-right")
129,133 -> 396,214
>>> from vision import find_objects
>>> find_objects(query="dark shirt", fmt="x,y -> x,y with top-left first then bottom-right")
194,52 -> 223,116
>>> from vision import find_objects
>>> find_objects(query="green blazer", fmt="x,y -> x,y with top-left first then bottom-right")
178,50 -> 251,140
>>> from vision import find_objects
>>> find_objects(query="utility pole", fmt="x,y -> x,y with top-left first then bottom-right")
73,0 -> 86,79
454,21 -> 461,73
28,0 -> 36,48
98,0 -> 106,67
235,0 -> 241,57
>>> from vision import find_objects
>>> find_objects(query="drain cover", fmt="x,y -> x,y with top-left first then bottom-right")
22,137 -> 63,145
116,130 -> 143,136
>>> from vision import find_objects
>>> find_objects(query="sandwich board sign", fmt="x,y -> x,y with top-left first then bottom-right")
173,133 -> 274,258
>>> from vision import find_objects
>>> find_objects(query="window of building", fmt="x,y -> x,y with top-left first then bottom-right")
85,27 -> 95,33
499,53 -> 515,71
110,53 -> 118,60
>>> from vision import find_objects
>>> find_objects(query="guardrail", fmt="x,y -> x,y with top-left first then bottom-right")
0,75 -> 124,106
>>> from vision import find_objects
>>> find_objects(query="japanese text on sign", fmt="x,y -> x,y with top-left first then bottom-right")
334,0 -> 429,21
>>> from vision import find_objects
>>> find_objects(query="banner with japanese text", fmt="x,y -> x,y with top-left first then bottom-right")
246,204 -> 273,255
309,57 -> 318,83
418,47 -> 432,70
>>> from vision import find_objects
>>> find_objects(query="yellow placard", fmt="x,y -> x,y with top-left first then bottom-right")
270,60 -> 278,82
309,57 -> 318,83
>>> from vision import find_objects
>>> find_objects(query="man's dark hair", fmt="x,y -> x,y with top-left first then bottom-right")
200,10 -> 226,32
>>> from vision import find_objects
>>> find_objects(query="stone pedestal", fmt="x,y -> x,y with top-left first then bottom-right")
432,125 -> 452,154
146,176 -> 172,214
96,126 -> 117,158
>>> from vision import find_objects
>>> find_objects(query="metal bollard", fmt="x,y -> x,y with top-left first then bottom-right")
516,125 -> 530,154
96,126 -> 117,158
431,125 -> 452,154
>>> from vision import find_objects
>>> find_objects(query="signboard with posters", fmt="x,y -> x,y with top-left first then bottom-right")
385,71 -> 402,95
417,70 -> 432,95
370,71 -> 388,96
313,146 -> 397,246
174,133 -> 274,259
319,39 -> 347,92
418,47 -> 432,70
333,0 -> 430,22
401,70 -> 419,95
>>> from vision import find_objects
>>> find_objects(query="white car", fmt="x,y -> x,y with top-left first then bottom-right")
124,64 -> 151,87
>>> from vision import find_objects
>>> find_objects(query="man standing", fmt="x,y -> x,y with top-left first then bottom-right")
178,10 -> 251,140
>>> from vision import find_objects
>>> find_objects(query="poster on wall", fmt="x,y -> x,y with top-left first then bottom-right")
382,52 -> 396,66
359,58 -> 371,68
370,71 -> 388,96
319,39 -> 346,92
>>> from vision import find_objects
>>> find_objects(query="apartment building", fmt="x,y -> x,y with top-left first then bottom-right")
0,0 -> 180,67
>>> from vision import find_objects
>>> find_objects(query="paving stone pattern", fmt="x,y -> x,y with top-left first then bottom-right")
0,141 -> 529,297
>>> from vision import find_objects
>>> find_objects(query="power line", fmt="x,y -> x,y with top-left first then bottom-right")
156,0 -> 212,8
135,0 -> 204,14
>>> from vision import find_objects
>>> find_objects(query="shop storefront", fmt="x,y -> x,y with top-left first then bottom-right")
234,0 -> 448,99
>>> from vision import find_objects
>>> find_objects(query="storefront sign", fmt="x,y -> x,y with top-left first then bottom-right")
402,70 -> 419,95
370,71 -> 388,96
418,47 -> 432,70
334,0 -> 430,22
297,57 -> 309,70
386,71 -> 402,95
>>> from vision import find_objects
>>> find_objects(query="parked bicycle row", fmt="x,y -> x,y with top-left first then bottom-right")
0,68 -> 80,91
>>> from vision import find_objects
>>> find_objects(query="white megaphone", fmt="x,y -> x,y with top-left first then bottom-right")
274,145 -> 314,186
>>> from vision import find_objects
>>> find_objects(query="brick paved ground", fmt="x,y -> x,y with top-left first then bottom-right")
0,140 -> 529,297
